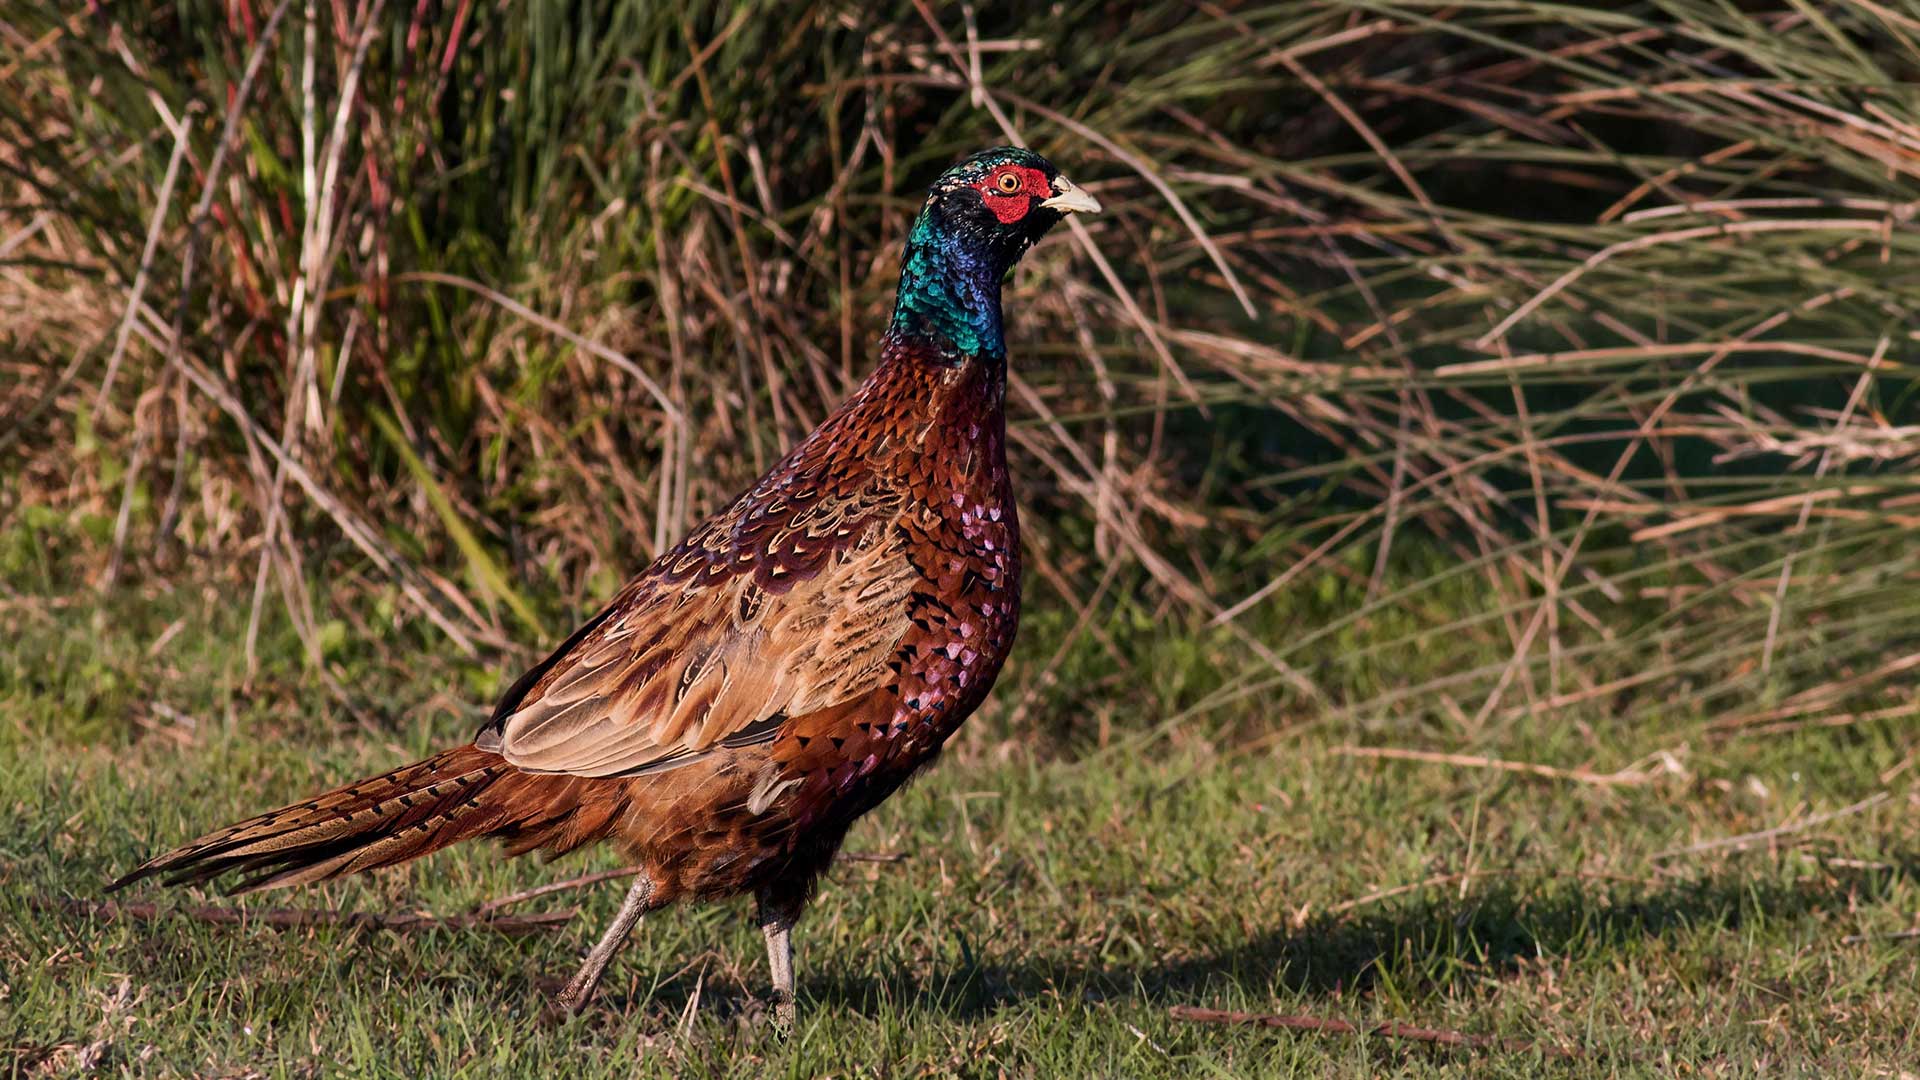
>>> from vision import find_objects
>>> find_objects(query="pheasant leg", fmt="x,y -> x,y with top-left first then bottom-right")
555,873 -> 657,1014
757,888 -> 803,1032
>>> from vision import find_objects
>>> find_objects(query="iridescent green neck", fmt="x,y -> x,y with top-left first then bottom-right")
886,212 -> 1005,362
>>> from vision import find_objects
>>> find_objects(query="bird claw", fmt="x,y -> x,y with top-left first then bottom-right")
768,993 -> 796,1038
735,993 -> 795,1039
540,988 -> 589,1026
541,966 -> 603,1024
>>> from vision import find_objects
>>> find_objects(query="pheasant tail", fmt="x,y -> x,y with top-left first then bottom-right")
106,745 -> 580,895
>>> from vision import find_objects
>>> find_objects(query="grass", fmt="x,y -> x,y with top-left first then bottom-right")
5,571 -> 1919,1077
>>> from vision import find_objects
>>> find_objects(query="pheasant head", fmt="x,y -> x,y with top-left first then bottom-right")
889,147 -> 1100,361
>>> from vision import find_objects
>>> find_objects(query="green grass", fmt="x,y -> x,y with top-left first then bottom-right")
5,580 -> 1918,1077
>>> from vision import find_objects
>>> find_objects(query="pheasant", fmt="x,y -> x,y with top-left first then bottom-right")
110,147 -> 1100,1027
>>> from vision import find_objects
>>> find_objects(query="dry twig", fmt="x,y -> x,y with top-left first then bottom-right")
473,850 -> 909,915
1330,745 -> 1668,787
1841,927 -> 1920,945
471,868 -> 641,916
1651,793 -> 1891,861
39,896 -> 574,936
1169,1005 -> 1569,1056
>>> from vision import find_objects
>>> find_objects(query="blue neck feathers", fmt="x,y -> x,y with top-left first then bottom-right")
886,213 -> 1006,363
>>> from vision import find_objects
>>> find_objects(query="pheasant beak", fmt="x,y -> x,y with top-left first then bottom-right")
1040,175 -> 1101,215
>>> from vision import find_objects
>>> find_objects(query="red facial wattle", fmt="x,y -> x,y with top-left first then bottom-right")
980,165 -> 1051,224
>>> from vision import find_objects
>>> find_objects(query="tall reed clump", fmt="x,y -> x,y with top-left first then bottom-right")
5,2 -> 1920,749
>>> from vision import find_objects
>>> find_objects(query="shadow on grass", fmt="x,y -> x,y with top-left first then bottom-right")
773,864 -> 1914,1021
63,860 -> 1909,1038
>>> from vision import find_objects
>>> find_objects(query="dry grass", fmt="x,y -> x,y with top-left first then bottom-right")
6,4 -> 1920,734
8,5 -> 1920,749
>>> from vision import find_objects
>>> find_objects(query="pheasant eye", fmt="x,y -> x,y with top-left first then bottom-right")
994,172 -> 1022,194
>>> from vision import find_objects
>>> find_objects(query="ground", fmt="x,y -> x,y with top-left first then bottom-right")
4,582 -> 1918,1078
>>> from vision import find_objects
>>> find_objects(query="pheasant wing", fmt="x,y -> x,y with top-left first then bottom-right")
475,489 -> 916,778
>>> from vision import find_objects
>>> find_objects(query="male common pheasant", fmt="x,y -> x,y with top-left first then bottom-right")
111,147 -> 1100,1026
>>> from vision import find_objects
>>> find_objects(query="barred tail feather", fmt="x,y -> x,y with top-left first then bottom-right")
108,745 -> 525,895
